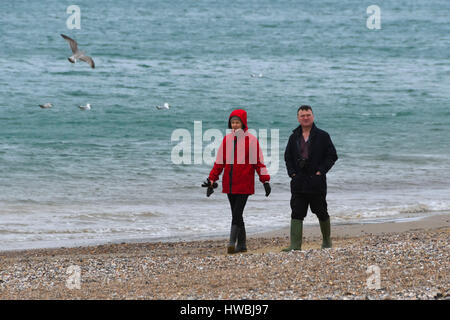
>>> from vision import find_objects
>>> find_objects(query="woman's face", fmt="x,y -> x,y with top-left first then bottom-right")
230,119 -> 243,130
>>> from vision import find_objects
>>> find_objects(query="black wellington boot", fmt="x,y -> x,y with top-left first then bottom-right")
227,225 -> 239,254
235,225 -> 247,253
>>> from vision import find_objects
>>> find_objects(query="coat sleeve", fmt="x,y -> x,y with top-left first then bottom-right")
208,136 -> 225,182
318,133 -> 338,175
254,139 -> 270,183
284,135 -> 297,177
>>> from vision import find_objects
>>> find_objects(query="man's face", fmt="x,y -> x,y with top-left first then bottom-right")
297,109 -> 314,127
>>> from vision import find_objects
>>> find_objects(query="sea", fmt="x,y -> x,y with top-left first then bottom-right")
0,0 -> 449,250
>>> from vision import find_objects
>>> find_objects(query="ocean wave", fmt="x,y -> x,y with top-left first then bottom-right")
399,204 -> 430,214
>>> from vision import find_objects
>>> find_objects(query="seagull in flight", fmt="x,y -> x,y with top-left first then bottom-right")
156,102 -> 170,110
61,34 -> 95,69
39,103 -> 53,109
79,103 -> 91,110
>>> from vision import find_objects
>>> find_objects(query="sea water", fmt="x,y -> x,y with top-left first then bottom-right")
0,0 -> 449,250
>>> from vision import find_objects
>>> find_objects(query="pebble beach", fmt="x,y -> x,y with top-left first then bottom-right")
0,214 -> 448,300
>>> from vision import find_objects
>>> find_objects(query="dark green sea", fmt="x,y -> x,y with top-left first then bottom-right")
0,0 -> 449,250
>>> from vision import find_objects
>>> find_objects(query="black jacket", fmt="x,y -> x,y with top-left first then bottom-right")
284,123 -> 338,194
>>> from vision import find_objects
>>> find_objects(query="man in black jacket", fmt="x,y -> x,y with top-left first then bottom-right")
282,105 -> 338,251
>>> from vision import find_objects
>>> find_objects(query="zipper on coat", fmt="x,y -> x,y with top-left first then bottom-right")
229,136 -> 237,193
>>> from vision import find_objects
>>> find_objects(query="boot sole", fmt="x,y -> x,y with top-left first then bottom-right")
228,246 -> 248,254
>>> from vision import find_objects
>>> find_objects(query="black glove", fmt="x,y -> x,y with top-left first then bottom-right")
264,182 -> 271,197
201,178 -> 218,197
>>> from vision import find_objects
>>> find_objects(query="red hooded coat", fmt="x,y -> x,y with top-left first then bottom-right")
208,109 -> 270,194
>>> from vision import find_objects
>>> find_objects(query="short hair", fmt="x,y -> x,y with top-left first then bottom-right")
297,105 -> 313,113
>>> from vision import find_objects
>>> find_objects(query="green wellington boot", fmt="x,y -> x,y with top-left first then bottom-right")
319,218 -> 332,249
282,219 -> 303,251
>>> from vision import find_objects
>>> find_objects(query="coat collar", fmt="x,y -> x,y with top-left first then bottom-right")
293,123 -> 317,137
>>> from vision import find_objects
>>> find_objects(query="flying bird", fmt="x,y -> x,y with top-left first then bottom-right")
79,103 -> 91,110
39,103 -> 53,109
61,34 -> 95,69
156,102 -> 170,110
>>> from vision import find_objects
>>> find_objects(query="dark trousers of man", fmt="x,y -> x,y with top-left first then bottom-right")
291,193 -> 329,221
227,194 -> 249,227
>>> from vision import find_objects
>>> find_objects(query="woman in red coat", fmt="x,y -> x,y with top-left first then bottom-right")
205,109 -> 271,254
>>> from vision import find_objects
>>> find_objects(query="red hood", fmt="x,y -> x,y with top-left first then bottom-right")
228,109 -> 248,131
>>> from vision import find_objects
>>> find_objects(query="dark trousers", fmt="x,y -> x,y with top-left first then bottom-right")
290,193 -> 329,221
227,194 -> 249,227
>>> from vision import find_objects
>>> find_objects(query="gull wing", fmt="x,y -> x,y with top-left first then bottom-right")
61,34 -> 78,53
79,55 -> 95,68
